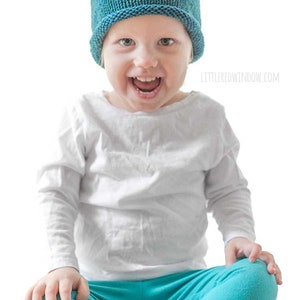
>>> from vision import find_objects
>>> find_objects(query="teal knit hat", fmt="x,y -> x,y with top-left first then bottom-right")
90,0 -> 204,66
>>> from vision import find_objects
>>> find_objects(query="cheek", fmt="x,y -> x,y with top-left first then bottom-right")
105,53 -> 130,75
105,63 -> 129,92
166,60 -> 188,84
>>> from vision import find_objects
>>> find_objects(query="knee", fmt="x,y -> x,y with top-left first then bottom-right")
233,258 -> 278,299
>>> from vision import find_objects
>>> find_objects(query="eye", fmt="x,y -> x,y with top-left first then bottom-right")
119,38 -> 135,47
158,38 -> 174,46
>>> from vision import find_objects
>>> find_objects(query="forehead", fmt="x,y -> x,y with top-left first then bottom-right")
107,14 -> 188,37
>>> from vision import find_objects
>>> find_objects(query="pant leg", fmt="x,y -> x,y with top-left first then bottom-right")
201,259 -> 278,300
142,259 -> 277,300
87,280 -> 143,300
142,269 -> 218,300
165,259 -> 277,300
44,259 -> 277,300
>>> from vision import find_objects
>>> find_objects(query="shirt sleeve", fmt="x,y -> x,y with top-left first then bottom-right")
205,117 -> 256,245
37,103 -> 86,271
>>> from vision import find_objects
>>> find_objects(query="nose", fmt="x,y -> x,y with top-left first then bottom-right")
133,46 -> 158,69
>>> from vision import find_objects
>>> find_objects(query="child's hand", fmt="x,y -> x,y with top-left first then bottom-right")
225,237 -> 282,285
25,267 -> 89,300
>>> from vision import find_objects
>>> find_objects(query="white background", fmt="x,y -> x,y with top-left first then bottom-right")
0,0 -> 298,299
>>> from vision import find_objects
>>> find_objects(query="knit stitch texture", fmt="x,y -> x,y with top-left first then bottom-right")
90,0 -> 204,66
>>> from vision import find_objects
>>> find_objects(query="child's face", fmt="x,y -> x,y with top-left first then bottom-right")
102,15 -> 193,112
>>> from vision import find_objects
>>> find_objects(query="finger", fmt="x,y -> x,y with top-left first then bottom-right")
248,243 -> 262,262
258,251 -> 275,269
275,268 -> 283,285
258,251 -> 283,285
268,263 -> 283,285
31,282 -> 47,300
258,251 -> 276,273
269,263 -> 283,285
271,262 -> 283,285
58,279 -> 73,300
76,277 -> 90,300
44,281 -> 59,300
225,245 -> 237,266
24,286 -> 34,300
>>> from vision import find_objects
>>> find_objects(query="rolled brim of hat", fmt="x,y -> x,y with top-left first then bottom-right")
90,4 -> 204,67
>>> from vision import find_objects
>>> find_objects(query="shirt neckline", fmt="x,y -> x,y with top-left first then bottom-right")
99,91 -> 198,117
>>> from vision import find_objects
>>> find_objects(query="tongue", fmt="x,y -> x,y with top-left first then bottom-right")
133,78 -> 160,92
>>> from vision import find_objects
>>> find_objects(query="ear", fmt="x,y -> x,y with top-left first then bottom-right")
100,57 -> 105,68
189,49 -> 194,63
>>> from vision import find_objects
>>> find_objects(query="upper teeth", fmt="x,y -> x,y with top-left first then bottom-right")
135,77 -> 158,82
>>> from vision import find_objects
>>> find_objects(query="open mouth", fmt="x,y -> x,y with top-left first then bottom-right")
131,77 -> 161,94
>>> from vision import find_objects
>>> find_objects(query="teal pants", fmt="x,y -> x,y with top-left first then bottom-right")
51,259 -> 277,300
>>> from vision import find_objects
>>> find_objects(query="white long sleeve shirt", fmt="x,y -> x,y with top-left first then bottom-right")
38,91 -> 255,281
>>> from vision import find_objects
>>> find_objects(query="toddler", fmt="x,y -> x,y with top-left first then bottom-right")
26,1 -> 282,299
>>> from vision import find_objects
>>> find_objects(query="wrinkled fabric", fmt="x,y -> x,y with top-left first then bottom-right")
43,259 -> 277,300
38,91 -> 255,281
